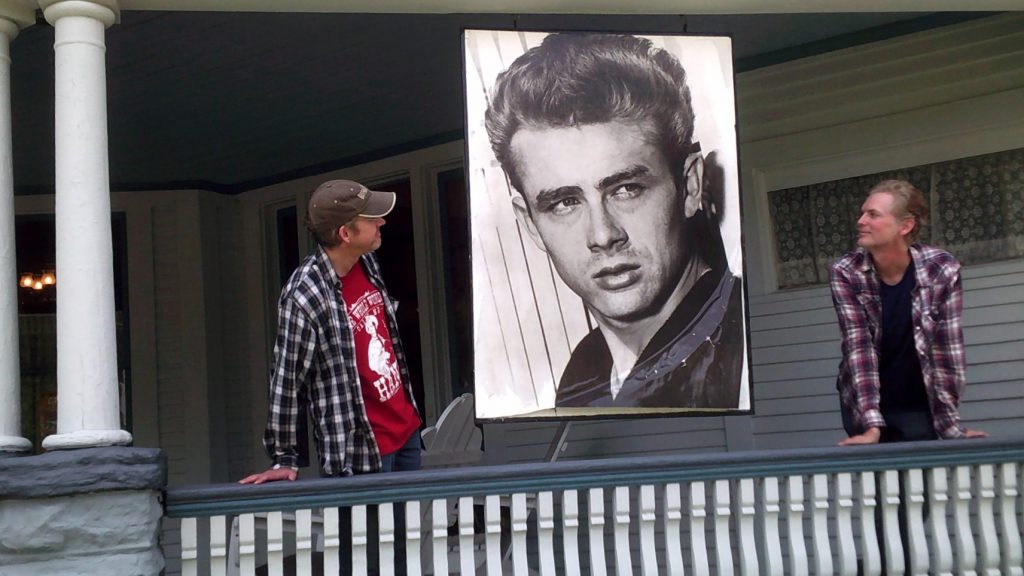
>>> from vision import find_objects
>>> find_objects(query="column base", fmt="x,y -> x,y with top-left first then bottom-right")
42,429 -> 132,450
0,436 -> 32,455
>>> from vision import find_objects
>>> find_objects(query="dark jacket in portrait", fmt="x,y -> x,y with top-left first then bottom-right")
555,267 -> 744,409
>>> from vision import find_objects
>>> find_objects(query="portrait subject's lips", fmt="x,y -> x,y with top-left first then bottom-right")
592,263 -> 642,291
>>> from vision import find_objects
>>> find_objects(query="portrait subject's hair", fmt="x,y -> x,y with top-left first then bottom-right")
485,33 -> 697,194
869,179 -> 928,243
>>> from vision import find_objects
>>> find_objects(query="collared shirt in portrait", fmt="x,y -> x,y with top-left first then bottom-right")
555,268 -> 744,409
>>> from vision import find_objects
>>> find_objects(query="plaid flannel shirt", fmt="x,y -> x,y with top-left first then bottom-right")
830,244 -> 967,439
263,247 -> 419,475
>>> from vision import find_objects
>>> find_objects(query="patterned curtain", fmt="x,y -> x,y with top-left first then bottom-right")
770,148 -> 1024,289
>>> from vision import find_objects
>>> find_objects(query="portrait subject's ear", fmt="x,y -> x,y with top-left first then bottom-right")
512,196 -> 547,253
683,153 -> 705,219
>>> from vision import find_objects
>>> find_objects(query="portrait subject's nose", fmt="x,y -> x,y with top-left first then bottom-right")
586,203 -> 628,252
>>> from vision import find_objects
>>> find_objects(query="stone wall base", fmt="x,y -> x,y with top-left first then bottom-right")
0,490 -> 164,576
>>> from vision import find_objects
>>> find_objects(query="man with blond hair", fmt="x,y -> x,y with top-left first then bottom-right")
831,179 -> 985,444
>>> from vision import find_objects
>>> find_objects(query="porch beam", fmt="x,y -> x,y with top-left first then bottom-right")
115,0 -> 1023,14
40,0 -> 131,450
0,11 -> 30,455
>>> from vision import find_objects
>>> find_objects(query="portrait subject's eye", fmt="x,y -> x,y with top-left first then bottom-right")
539,195 -> 581,216
611,182 -> 646,200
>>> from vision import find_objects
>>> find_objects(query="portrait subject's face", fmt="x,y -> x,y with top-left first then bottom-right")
511,120 -> 696,324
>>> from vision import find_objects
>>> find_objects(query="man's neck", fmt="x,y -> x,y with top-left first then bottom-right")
869,243 -> 912,285
595,257 -> 710,380
324,245 -> 362,278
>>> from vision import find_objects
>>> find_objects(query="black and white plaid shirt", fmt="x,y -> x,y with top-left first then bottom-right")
263,247 -> 419,475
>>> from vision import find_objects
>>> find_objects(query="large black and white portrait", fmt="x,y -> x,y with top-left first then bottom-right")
464,30 -> 750,420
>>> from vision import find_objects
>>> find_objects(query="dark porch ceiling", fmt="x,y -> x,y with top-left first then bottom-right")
9,11 -> 987,194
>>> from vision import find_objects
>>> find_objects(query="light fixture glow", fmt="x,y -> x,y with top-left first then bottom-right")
20,274 -> 34,288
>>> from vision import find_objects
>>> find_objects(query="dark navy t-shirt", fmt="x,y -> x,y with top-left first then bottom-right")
878,261 -> 929,412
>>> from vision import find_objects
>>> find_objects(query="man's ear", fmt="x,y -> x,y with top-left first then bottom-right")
682,153 -> 705,219
899,216 -> 916,239
336,225 -> 350,245
512,196 -> 547,253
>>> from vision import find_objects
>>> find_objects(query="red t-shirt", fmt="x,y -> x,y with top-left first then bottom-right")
339,262 -> 420,455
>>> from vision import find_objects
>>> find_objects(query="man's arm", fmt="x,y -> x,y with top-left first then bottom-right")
929,271 -> 985,439
240,296 -> 316,484
830,264 -> 885,439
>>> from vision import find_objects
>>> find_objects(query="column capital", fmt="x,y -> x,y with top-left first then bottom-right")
40,0 -> 119,27
0,1 -> 34,31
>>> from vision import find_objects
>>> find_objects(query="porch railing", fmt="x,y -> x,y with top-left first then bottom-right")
164,436 -> 1024,575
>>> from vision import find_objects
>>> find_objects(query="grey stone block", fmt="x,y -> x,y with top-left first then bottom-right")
0,447 -> 166,499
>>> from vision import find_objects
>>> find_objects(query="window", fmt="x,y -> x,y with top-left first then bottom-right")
769,148 -> 1024,289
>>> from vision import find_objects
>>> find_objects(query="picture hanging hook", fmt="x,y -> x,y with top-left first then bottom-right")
680,15 -> 688,34
513,14 -> 519,31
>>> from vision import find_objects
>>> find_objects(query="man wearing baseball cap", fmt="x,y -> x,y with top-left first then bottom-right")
241,178 -> 422,485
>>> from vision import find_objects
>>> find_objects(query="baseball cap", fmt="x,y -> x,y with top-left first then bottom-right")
307,179 -> 397,233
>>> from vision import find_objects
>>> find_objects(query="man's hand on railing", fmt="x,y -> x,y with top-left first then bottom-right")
838,426 -> 881,446
238,467 -> 298,485
964,428 -> 988,439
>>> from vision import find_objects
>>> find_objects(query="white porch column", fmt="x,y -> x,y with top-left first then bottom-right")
40,0 -> 130,450
0,8 -> 30,456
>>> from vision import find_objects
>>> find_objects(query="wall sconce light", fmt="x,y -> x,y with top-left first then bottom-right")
19,270 -> 56,290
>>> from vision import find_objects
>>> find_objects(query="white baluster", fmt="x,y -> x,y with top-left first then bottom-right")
953,466 -> 978,576
352,506 -> 368,576
238,513 -> 256,576
511,492 -> 529,576
563,490 -> 582,576
589,487 -> 608,576
663,484 -> 685,576
859,472 -> 881,576
432,499 -> 449,576
210,515 -> 227,576
404,502 -> 422,576
880,470 -> 904,576
180,517 -> 198,576
485,495 -> 502,576
690,482 -> 709,576
267,511 -> 284,576
927,469 -> 953,576
759,477 -> 783,576
639,485 -> 658,576
614,486 -> 633,575
811,474 -> 833,576
736,478 -> 758,576
977,464 -> 1000,576
714,479 -> 734,576
538,491 -> 557,576
999,463 -> 1023,576
295,509 -> 313,576
458,496 -> 475,576
835,474 -> 857,576
785,476 -> 808,576
905,470 -> 928,576
379,503 -> 395,576
323,508 -> 341,576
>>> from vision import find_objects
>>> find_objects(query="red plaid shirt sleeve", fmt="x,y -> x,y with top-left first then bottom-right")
927,270 -> 967,439
830,261 -> 886,431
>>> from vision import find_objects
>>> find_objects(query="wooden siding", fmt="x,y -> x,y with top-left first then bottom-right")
749,258 -> 1024,449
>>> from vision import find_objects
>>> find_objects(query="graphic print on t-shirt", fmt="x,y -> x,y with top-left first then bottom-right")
362,314 -> 402,402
